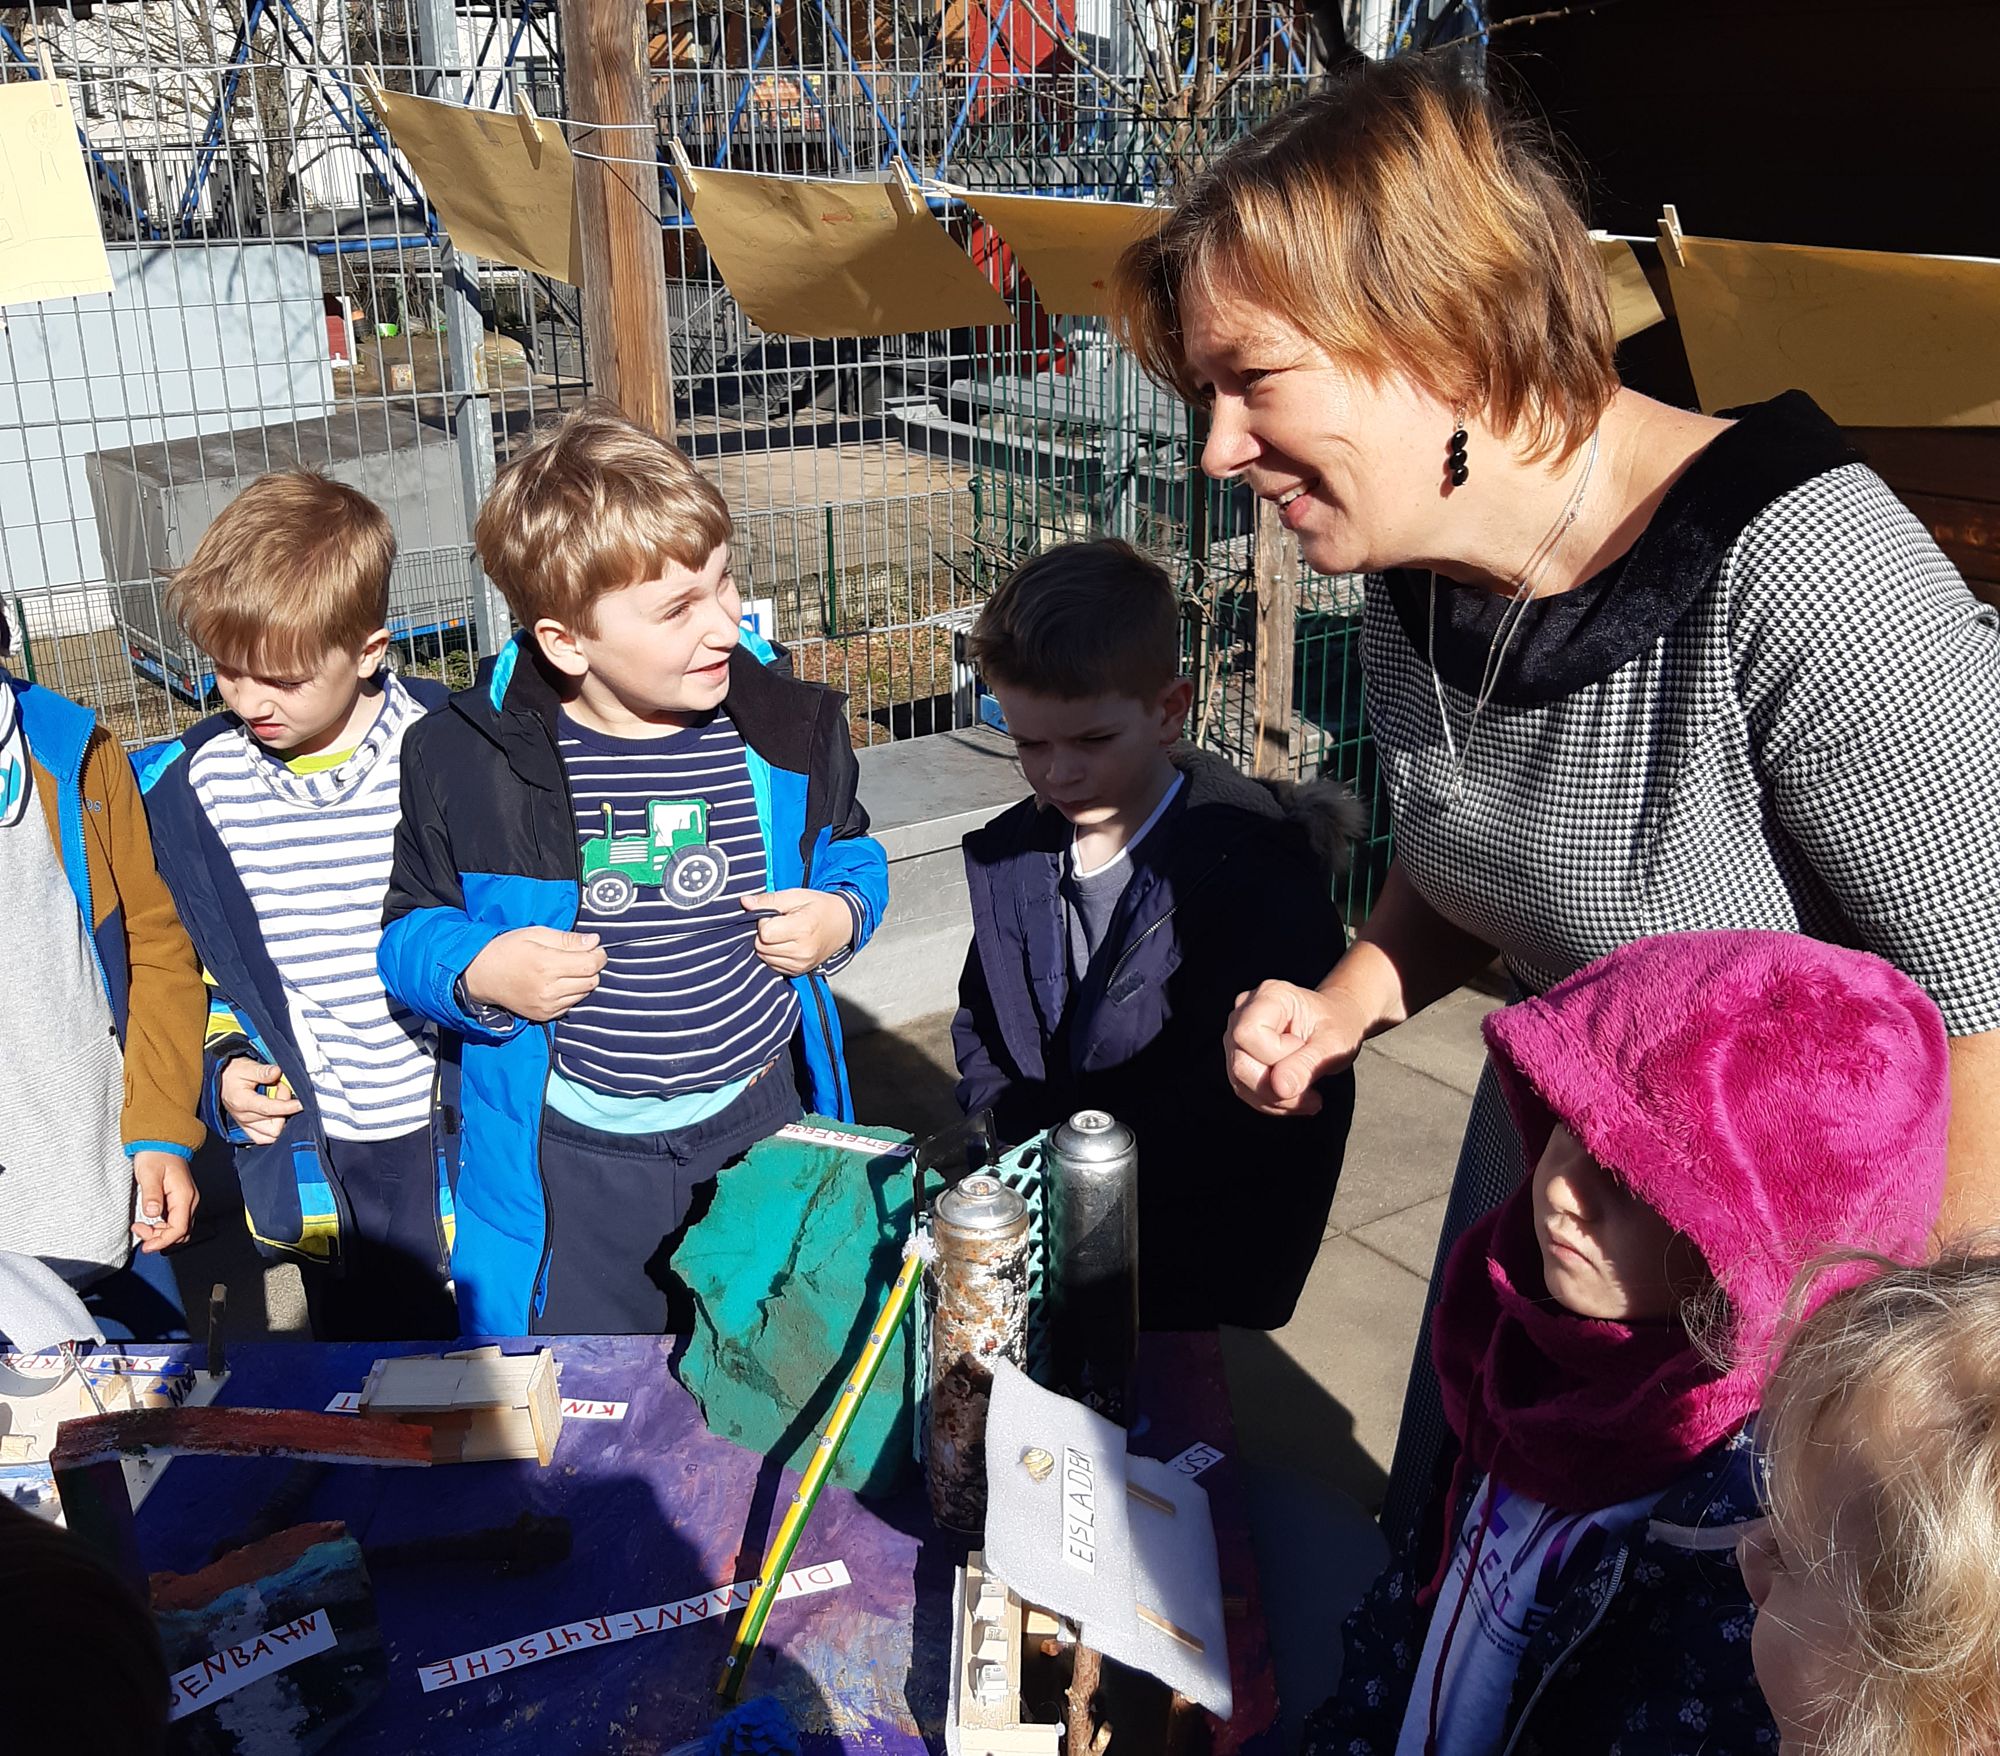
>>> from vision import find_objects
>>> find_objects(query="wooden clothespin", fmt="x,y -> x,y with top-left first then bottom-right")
35,43 -> 57,84
358,64 -> 387,116
666,138 -> 698,208
887,160 -> 927,220
1658,203 -> 1687,270
513,87 -> 547,164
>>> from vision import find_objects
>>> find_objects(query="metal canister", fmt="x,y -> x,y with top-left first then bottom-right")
1047,1109 -> 1139,1426
925,1174 -> 1031,1533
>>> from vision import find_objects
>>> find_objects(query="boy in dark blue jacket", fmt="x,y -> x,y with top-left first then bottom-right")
954,540 -> 1358,1330
379,408 -> 888,1337
143,472 -> 455,1342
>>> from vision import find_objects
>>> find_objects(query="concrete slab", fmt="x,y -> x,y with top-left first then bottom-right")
1240,1461 -> 1385,1746
1350,1193 -> 1451,1282
852,725 -> 1024,861
171,1137 -> 309,1344
1363,983 -> 1503,1098
1221,1232 -> 1428,1515
835,727 -> 1027,1030
1326,1050 -> 1474,1237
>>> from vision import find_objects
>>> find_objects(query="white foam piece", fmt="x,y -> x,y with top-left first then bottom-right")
982,1362 -> 1231,1718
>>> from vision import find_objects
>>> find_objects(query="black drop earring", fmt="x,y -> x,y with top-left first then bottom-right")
1447,407 -> 1470,488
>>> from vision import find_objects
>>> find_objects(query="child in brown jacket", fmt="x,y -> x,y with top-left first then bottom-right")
0,606 -> 205,1339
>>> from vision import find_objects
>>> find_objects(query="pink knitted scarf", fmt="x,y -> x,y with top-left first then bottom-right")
1430,1187 -> 1759,1513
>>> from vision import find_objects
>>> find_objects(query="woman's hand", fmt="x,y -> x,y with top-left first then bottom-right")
1225,981 -> 1375,1116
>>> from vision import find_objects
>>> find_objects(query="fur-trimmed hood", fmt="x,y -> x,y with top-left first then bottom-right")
1167,744 -> 1367,884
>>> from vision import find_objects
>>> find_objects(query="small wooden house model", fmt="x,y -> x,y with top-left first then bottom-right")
358,1347 -> 562,1466
946,1549 -> 1062,1756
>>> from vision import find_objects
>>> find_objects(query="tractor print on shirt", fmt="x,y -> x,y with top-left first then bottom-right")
579,798 -> 730,914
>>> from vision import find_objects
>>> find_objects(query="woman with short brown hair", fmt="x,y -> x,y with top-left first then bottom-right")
1115,52 -> 2000,1539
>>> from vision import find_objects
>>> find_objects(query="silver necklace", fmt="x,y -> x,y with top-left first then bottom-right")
1426,428 -> 1601,791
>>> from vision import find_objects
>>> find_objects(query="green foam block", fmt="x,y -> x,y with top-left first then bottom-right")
676,1117 -> 918,1499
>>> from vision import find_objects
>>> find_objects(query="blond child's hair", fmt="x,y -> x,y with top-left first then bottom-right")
965,539 -> 1182,702
474,403 -> 731,636
1760,1245 -> 2000,1756
167,471 -> 395,674
1111,53 -> 1616,464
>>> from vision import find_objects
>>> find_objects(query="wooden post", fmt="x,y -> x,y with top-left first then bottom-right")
562,0 -> 675,435
1251,498 -> 1298,779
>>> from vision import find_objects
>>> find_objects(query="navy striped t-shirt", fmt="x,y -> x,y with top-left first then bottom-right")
553,711 -> 799,1100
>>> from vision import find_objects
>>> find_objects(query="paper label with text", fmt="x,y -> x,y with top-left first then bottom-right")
1167,1442 -> 1223,1478
324,1392 -> 628,1421
166,1608 -> 337,1719
775,1122 -> 914,1160
1061,1446 -> 1097,1573
4,1351 -> 178,1376
559,1398 -> 628,1421
416,1559 -> 851,1692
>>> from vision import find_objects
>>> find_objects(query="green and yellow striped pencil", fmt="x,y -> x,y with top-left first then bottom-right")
716,1233 -> 932,1704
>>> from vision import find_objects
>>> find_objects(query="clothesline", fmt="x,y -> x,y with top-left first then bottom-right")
374,87 -> 1146,198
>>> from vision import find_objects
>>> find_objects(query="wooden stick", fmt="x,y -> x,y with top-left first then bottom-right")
1164,1689 -> 1205,1756
1252,497 -> 1297,780
206,1283 -> 227,1379
1136,1603 -> 1205,1653
1067,1640 -> 1103,1754
1125,1480 -> 1177,1516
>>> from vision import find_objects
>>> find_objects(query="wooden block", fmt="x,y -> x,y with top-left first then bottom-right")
358,1348 -> 562,1466
52,1406 -> 435,1472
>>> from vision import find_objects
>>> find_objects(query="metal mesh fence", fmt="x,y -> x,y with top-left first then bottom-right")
0,0 -> 1412,905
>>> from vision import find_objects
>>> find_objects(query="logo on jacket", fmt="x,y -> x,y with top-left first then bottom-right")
579,798 -> 729,914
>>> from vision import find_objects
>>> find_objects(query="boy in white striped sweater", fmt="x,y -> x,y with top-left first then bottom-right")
142,473 -> 456,1340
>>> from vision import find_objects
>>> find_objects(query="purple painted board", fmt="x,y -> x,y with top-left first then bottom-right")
128,1335 -> 1279,1754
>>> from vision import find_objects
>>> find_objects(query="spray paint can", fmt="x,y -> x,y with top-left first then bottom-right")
926,1174 -> 1031,1534
1047,1109 -> 1139,1426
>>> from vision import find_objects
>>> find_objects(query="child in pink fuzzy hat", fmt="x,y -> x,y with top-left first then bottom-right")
1304,929 -> 1949,1756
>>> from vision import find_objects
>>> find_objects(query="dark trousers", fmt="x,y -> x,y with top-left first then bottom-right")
303,1128 -> 457,1343
533,1060 -> 803,1336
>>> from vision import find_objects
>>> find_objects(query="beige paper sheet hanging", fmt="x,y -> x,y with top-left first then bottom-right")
1663,232 -> 2000,427
1592,236 -> 1664,343
365,81 -> 581,285
0,77 -> 113,307
952,189 -> 1164,317
677,163 -> 1010,337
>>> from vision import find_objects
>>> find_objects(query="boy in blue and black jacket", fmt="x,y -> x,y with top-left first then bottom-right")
380,407 -> 887,1337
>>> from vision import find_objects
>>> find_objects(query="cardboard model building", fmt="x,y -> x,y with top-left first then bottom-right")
947,1362 -> 1231,1753
358,1346 -> 562,1465
0,1251 -> 228,1517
